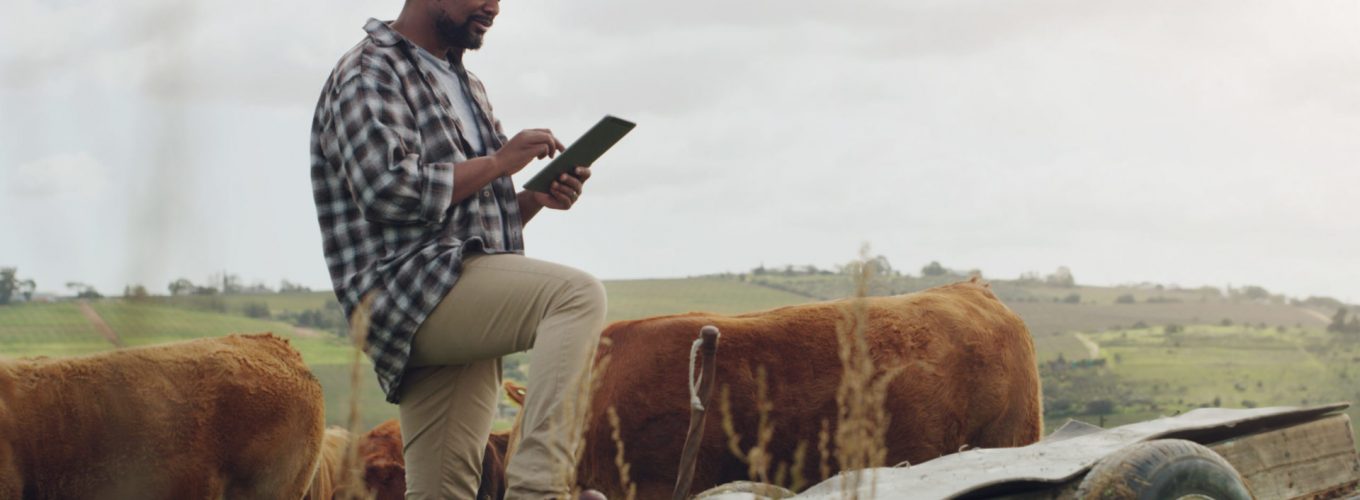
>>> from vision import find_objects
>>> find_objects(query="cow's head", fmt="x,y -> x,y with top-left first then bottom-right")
358,420 -> 405,500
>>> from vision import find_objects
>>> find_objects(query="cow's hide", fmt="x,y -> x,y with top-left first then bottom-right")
0,333 -> 326,499
576,279 -> 1042,498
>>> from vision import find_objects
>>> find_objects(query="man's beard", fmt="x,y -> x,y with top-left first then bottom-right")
434,13 -> 485,50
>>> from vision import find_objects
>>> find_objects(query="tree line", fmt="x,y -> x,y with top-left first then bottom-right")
1328,307 -> 1360,334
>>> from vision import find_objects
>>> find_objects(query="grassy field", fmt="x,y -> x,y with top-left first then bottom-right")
154,291 -> 339,316
1041,323 -> 1360,447
0,278 -> 815,429
603,277 -> 812,321
3,276 -> 1355,441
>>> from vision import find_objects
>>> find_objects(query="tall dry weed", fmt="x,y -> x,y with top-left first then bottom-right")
606,406 -> 638,500
556,336 -> 614,494
718,365 -> 815,493
718,366 -> 776,483
332,295 -> 376,500
832,245 -> 905,499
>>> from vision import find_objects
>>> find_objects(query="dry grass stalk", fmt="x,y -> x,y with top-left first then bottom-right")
818,419 -> 832,482
789,440 -> 810,492
334,295 -> 376,500
558,336 -> 614,493
719,366 -> 792,487
833,245 -> 905,499
606,406 -> 638,500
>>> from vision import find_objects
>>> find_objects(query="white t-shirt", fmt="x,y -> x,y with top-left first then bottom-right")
413,47 -> 487,156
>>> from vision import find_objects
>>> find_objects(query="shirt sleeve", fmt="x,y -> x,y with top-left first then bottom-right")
329,59 -> 454,226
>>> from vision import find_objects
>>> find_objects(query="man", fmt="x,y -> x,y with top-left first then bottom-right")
310,0 -> 608,497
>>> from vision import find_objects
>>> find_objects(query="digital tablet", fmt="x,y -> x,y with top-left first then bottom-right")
523,115 -> 636,193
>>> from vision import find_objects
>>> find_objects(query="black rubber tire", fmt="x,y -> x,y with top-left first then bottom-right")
1075,439 -> 1253,500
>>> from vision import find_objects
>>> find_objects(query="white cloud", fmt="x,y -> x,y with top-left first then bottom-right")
1,0 -> 1357,302
8,152 -> 111,198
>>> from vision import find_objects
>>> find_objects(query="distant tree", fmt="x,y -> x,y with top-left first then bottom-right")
1296,296 -> 1344,310
868,255 -> 893,276
241,282 -> 274,294
1164,324 -> 1184,334
1115,294 -> 1136,304
1328,307 -> 1349,333
279,280 -> 312,293
1348,315 -> 1360,335
168,278 -> 194,296
17,278 -> 35,302
0,268 -> 16,305
208,272 -> 242,294
123,284 -> 150,300
921,261 -> 947,277
1236,285 -> 1271,301
243,302 -> 271,319
1046,266 -> 1075,287
843,256 -> 894,277
1061,293 -> 1081,304
65,282 -> 101,299
192,285 -> 219,296
1220,318 -> 1234,327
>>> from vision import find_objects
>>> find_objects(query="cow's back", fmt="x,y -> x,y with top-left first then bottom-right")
0,333 -> 325,499
579,280 -> 1040,497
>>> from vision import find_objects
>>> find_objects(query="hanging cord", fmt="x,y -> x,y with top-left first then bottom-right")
688,338 -> 705,411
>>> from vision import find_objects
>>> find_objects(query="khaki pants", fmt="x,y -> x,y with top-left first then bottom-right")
400,253 -> 607,499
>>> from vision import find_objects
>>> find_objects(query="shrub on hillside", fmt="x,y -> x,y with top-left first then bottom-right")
1115,294 -> 1135,304
243,302 -> 271,319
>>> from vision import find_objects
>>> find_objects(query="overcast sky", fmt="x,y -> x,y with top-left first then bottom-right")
2,0 -> 1357,302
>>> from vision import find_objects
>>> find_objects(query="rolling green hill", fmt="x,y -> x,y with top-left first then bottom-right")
2,274 -> 1354,441
0,278 -> 813,428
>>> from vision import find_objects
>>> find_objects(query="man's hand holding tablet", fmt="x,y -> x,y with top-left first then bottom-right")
505,115 -> 635,212
524,116 -> 635,191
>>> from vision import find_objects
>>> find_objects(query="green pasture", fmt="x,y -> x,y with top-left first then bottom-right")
4,277 -> 1353,439
154,291 -> 339,316
1044,323 -> 1360,447
603,278 -> 812,322
0,302 -> 106,357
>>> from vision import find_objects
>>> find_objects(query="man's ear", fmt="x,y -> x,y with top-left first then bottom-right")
503,380 -> 527,407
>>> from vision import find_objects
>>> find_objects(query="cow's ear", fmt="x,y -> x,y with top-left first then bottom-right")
503,380 -> 527,406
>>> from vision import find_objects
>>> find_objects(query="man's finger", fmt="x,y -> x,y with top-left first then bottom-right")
557,174 -> 584,191
551,180 -> 574,198
574,167 -> 592,181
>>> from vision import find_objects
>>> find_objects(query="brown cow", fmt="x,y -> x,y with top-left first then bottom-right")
0,333 -> 326,499
572,279 -> 1041,498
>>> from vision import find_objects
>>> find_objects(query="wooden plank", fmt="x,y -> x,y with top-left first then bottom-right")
1210,413 -> 1360,500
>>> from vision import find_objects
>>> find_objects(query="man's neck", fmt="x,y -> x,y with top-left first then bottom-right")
391,14 -> 465,63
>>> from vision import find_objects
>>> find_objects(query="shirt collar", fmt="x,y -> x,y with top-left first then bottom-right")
364,18 -> 407,48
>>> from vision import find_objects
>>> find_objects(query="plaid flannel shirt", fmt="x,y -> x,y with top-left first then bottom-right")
311,19 -> 524,403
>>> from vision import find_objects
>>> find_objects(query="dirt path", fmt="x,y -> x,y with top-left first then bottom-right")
1302,308 -> 1332,325
1073,332 -> 1100,359
77,301 -> 124,347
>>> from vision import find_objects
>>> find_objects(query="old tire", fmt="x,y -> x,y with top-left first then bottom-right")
1075,439 -> 1252,500
692,481 -> 796,499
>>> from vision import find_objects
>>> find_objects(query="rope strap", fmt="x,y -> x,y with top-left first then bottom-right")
688,338 -> 705,411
